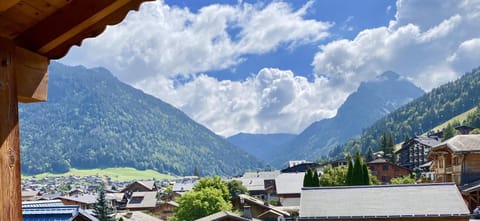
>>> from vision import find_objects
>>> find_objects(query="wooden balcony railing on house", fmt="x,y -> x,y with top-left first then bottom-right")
445,166 -> 453,174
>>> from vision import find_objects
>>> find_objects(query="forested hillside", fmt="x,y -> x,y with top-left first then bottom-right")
333,67 -> 480,157
19,62 -> 263,176
227,133 -> 296,163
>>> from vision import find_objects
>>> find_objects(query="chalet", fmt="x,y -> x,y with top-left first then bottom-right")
125,191 -> 158,211
121,180 -> 158,193
428,135 -> 480,211
298,183 -> 470,221
232,194 -> 290,220
429,135 -> 480,185
367,158 -> 411,184
396,136 -> 441,170
21,190 -> 40,201
195,211 -> 259,221
235,171 -> 280,200
275,172 -> 305,207
57,194 -> 97,210
151,200 -> 178,220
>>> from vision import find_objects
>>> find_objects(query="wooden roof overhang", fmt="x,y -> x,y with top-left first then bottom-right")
0,0 -> 152,220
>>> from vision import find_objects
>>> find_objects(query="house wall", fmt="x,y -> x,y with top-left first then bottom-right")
151,204 -> 176,220
463,154 -> 480,184
368,163 -> 410,183
298,216 -> 468,221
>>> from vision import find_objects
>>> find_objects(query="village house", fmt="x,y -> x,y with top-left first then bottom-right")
367,158 -> 411,184
151,200 -> 179,220
429,134 -> 480,210
195,211 -> 259,221
275,172 -> 305,207
298,183 -> 470,221
57,194 -> 98,210
429,135 -> 480,185
396,136 -> 441,170
232,194 -> 290,220
121,180 -> 158,193
235,170 -> 280,201
21,190 -> 40,201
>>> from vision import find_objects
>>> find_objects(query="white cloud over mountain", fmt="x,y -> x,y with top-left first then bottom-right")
313,0 -> 480,91
62,0 -> 480,136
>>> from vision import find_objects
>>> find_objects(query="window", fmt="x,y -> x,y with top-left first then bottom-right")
382,165 -> 389,171
453,157 -> 459,165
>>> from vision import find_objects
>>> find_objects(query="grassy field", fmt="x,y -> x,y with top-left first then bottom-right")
22,167 -> 177,181
425,106 -> 477,134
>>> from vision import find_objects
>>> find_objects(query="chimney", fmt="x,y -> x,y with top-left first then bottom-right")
243,205 -> 252,219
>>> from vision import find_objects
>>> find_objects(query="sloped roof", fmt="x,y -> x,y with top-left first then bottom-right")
126,191 -> 157,209
432,134 -> 480,153
275,173 -> 304,195
58,194 -> 97,204
195,211 -> 254,221
299,183 -> 469,219
0,0 -> 153,59
237,194 -> 290,217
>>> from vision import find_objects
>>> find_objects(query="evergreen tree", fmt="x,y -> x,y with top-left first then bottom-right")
312,169 -> 320,187
352,152 -> 364,185
346,158 -> 354,185
362,164 -> 370,185
93,184 -> 114,221
303,168 -> 313,187
443,123 -> 457,141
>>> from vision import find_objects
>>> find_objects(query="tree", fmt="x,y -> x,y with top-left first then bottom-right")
390,175 -> 416,184
312,169 -> 320,187
346,158 -> 354,185
443,123 -> 457,140
194,176 -> 230,202
172,187 -> 232,221
303,168 -> 313,187
92,184 -> 115,221
227,180 -> 247,198
320,165 -> 348,186
345,152 -> 371,186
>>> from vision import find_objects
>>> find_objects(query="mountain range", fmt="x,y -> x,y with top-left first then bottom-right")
19,62 -> 263,176
236,71 -> 424,167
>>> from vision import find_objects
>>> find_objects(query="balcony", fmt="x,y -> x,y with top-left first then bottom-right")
445,167 -> 453,174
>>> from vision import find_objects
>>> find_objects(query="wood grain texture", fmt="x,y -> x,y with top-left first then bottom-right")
0,37 -> 22,221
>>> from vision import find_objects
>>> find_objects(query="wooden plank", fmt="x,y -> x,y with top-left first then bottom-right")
14,0 -> 127,53
0,37 -> 23,221
15,46 -> 48,103
0,0 -> 20,12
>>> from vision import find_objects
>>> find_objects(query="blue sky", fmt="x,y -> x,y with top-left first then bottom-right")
60,0 -> 480,136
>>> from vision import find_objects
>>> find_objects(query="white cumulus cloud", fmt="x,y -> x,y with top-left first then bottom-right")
313,0 -> 480,91
135,68 -> 345,136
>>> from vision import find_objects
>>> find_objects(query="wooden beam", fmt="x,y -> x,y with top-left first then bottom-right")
0,0 -> 20,12
0,37 -> 23,220
14,0 -> 131,55
15,46 -> 49,103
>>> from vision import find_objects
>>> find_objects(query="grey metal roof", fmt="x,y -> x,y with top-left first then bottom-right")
414,136 -> 441,147
299,183 -> 470,219
275,173 -> 305,195
172,181 -> 197,192
22,200 -> 64,208
433,134 -> 480,153
236,177 -> 266,192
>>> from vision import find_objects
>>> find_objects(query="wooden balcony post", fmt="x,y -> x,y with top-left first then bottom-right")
0,38 -> 22,220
